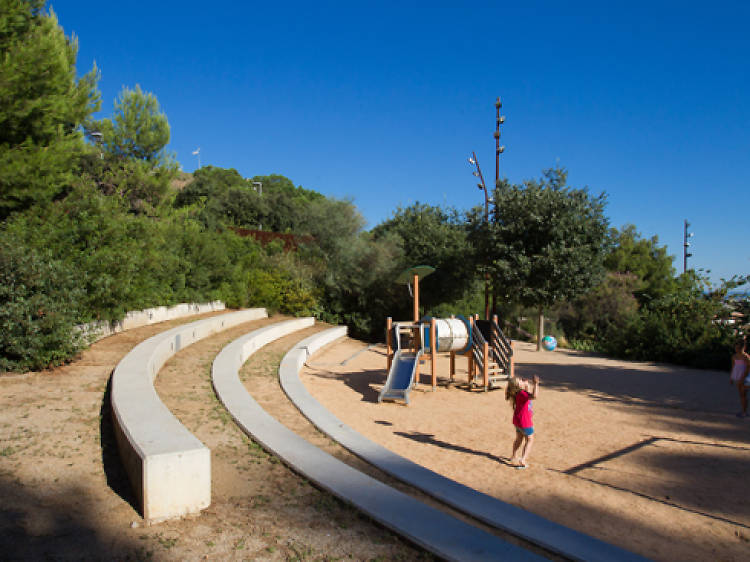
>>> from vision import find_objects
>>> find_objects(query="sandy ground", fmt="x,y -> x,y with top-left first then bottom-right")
3,308 -> 748,561
300,339 -> 750,562
0,313 -> 428,561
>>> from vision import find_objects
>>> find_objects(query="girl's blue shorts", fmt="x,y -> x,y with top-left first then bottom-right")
515,425 -> 534,436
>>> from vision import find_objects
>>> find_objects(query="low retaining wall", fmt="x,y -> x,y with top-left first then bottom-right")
111,308 -> 267,522
80,301 -> 226,342
214,325 -> 537,561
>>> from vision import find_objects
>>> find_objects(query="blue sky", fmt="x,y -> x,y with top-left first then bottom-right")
53,1 -> 749,284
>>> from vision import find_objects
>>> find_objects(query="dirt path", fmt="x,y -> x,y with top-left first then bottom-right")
0,313 -> 429,560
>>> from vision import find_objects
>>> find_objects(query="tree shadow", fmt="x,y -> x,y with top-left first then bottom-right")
304,367 -> 385,404
521,489 -> 748,561
516,361 -> 748,443
0,476 -> 142,560
99,374 -> 139,513
393,430 -> 513,466
553,435 -> 750,528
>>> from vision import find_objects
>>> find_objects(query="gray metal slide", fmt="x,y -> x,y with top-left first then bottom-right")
378,349 -> 422,404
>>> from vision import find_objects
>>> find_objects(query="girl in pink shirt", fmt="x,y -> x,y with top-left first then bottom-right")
730,339 -> 749,418
506,374 -> 540,469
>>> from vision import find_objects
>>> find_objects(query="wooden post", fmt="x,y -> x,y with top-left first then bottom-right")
430,317 -> 437,390
483,341 -> 489,391
413,273 -> 419,323
386,316 -> 393,372
449,351 -> 455,383
468,315 -> 475,386
509,340 -> 515,379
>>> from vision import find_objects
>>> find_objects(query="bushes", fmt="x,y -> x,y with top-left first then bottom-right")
4,182 -> 279,317
561,271 -> 742,369
0,238 -> 86,372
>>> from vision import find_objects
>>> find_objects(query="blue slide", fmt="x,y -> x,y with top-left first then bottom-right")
378,349 -> 422,405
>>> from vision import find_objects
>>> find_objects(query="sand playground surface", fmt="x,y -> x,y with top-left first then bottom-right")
1,311 -> 748,560
301,338 -> 750,561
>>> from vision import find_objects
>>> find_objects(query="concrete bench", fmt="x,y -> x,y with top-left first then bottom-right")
110,308 -> 267,522
214,323 -> 540,561
79,301 -> 226,342
281,329 -> 647,562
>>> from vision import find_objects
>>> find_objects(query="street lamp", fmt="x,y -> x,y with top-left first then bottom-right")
89,131 -> 103,159
468,152 -> 488,221
683,219 -> 694,273
468,152 -> 490,318
494,97 -> 506,187
468,96 -> 506,319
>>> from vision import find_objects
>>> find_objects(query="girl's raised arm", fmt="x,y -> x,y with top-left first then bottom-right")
529,375 -> 540,399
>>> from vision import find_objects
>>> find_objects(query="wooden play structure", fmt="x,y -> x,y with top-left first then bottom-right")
380,266 -> 515,405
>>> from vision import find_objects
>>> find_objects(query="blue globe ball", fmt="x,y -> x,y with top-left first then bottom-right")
542,335 -> 557,351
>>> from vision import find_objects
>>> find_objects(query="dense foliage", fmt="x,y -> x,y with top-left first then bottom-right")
1,1 -> 746,372
0,234 -> 86,371
469,168 -> 609,348
0,0 -> 99,218
556,226 -> 747,368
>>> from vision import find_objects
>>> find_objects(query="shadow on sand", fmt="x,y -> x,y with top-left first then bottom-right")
99,374 -> 139,513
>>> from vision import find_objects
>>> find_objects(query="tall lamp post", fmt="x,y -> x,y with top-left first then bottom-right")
494,97 -> 506,187
89,131 -> 103,159
468,96 -> 506,320
468,152 -> 490,319
683,219 -> 694,273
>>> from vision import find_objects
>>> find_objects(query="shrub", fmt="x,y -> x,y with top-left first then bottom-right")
0,238 -> 86,372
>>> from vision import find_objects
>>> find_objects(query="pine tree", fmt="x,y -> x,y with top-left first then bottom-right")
0,0 -> 99,218
87,85 -> 177,209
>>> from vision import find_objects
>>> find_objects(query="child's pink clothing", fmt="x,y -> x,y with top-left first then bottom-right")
731,359 -> 747,382
513,390 -> 533,428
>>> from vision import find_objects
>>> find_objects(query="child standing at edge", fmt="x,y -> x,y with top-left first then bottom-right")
730,338 -> 749,418
506,374 -> 539,469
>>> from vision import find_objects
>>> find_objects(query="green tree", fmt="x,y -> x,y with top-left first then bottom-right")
472,168 -> 609,349
605,271 -> 743,368
605,224 -> 676,303
557,271 -> 640,345
175,166 -> 248,207
0,0 -> 100,218
372,203 -> 475,309
94,84 -> 170,162
87,85 -> 176,208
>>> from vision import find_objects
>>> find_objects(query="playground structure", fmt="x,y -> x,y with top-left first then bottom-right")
380,266 -> 515,404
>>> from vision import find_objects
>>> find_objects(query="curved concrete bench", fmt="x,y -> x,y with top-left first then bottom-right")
281,329 -> 647,562
213,323 -> 539,561
79,300 -> 226,343
111,308 -> 267,522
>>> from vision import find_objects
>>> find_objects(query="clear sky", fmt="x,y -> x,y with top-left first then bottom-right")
52,1 -> 749,284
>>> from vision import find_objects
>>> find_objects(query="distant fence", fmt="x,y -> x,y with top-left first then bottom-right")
230,227 -> 313,251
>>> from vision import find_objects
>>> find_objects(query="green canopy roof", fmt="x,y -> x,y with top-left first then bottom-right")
395,265 -> 435,284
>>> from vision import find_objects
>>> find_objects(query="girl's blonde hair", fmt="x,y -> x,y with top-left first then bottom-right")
505,376 -> 522,408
